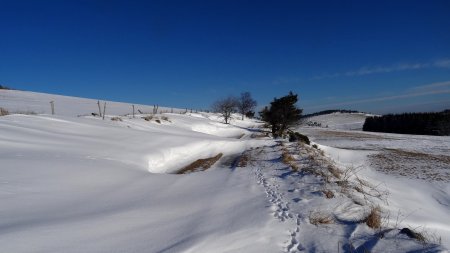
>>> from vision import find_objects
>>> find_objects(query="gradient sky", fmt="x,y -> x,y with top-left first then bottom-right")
1,0 -> 450,114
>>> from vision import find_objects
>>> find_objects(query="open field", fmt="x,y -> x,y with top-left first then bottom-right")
298,125 -> 450,248
1,90 -> 448,252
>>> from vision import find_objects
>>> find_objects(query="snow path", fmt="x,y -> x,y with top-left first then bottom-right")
253,146 -> 304,252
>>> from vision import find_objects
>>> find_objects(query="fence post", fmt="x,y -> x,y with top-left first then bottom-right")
50,101 -> 55,115
132,105 -> 135,118
97,100 -> 102,117
102,102 -> 106,120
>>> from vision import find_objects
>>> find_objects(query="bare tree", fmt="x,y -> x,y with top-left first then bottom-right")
212,96 -> 239,124
238,92 -> 257,120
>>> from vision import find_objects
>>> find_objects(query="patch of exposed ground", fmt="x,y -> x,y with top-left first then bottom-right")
176,153 -> 223,174
369,149 -> 450,182
235,152 -> 251,167
311,130 -> 397,141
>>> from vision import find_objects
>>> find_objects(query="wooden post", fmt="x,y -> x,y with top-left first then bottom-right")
132,105 -> 135,118
50,101 -> 55,115
97,100 -> 102,117
102,102 -> 106,120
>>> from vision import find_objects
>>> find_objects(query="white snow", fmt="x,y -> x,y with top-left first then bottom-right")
327,143 -> 450,247
0,89 -> 182,116
298,125 -> 450,249
302,112 -> 373,130
0,90 -> 285,252
1,90 -> 448,252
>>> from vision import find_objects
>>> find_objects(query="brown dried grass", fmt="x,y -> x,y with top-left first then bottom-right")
236,153 -> 250,167
309,211 -> 334,225
111,117 -> 122,121
0,107 -> 8,116
177,153 -> 223,174
365,206 -> 381,229
322,189 -> 335,199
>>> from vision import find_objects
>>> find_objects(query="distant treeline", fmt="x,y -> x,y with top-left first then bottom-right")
363,110 -> 450,136
302,109 -> 360,118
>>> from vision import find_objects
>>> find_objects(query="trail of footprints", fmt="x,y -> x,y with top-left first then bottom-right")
254,154 -> 305,253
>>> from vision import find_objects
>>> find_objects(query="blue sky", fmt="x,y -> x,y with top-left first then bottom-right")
1,0 -> 450,114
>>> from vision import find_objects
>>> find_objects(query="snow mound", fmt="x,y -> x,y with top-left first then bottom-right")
146,140 -> 250,173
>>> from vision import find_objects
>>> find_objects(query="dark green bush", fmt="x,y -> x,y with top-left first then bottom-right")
289,131 -> 310,145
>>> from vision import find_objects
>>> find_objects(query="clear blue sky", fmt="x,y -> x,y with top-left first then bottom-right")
1,0 -> 450,114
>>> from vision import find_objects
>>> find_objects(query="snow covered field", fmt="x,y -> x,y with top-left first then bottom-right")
1,90 -> 284,252
0,89 -> 183,116
302,112 -> 372,131
1,90 -> 448,252
298,113 -> 450,249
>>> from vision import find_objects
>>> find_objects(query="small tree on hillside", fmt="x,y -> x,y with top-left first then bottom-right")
238,92 -> 257,120
245,111 -> 255,118
212,96 -> 239,124
260,91 -> 302,137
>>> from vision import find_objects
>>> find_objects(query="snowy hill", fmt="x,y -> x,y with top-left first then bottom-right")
0,89 -> 183,116
0,90 -> 285,252
1,90 -> 448,252
302,112 -> 373,130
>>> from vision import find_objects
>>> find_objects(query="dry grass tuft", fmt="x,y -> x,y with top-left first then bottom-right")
161,116 -> 170,121
142,115 -> 153,121
365,206 -> 381,229
177,153 -> 223,174
328,165 -> 342,179
236,153 -> 250,167
336,180 -> 349,188
309,211 -> 334,225
322,189 -> 334,199
281,149 -> 294,163
155,119 -> 161,124
290,163 -> 299,171
281,149 -> 300,171
111,117 -> 122,121
0,107 -> 9,116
